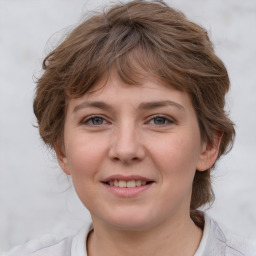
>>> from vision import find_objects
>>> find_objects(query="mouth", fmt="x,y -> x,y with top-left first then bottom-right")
103,180 -> 154,188
101,175 -> 155,197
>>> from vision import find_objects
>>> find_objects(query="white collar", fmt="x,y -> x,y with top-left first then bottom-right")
71,215 -> 211,256
194,213 -> 211,256
71,223 -> 92,256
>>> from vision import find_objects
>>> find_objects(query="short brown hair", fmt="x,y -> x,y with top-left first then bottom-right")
33,0 -> 235,223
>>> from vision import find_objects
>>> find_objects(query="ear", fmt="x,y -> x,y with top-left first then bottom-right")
55,146 -> 71,175
196,133 -> 223,172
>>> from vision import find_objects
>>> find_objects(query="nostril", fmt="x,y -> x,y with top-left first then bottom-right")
112,157 -> 120,162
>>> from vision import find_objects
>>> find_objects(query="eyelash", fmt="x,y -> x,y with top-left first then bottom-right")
81,114 -> 176,127
81,115 -> 108,126
147,115 -> 175,126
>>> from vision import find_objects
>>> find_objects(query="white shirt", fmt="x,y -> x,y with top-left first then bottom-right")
3,214 -> 256,256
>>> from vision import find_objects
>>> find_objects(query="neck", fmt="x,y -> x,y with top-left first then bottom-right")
87,213 -> 203,256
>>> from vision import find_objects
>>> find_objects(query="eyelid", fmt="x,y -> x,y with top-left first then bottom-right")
146,114 -> 176,125
80,114 -> 176,126
80,115 -> 110,126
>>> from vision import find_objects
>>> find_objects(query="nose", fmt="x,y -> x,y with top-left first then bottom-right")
108,123 -> 146,163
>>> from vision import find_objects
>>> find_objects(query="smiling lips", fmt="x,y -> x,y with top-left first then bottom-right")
106,180 -> 148,188
102,175 -> 154,197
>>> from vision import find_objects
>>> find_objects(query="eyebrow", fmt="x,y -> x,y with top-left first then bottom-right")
138,100 -> 185,112
73,101 -> 113,113
73,100 -> 185,113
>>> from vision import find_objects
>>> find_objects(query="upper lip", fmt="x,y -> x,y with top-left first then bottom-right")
102,175 -> 153,182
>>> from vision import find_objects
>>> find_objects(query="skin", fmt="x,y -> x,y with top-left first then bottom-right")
58,70 -> 220,256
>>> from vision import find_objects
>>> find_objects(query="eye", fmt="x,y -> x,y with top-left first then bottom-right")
148,115 -> 175,126
82,116 -> 108,126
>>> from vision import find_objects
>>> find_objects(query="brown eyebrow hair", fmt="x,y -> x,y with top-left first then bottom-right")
138,100 -> 185,112
73,101 -> 113,113
72,100 -> 185,113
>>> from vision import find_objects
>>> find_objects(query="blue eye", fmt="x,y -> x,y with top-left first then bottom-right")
84,116 -> 106,126
153,117 -> 167,125
149,116 -> 174,126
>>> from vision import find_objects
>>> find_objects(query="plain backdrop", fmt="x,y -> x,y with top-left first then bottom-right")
0,0 -> 256,253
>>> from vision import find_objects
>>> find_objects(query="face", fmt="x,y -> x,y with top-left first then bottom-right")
58,71 -> 217,231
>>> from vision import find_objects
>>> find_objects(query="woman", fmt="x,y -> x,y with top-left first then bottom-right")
5,0 -> 255,255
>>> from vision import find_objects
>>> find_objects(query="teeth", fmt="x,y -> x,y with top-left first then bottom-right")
119,180 -> 126,188
127,180 -> 136,188
135,180 -> 141,186
107,180 -> 149,188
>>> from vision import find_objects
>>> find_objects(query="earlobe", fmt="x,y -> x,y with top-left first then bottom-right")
55,147 -> 71,175
196,133 -> 222,172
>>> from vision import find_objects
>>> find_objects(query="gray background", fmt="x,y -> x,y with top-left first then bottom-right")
0,0 -> 255,253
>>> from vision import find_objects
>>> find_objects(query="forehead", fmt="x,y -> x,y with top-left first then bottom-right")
67,69 -> 194,114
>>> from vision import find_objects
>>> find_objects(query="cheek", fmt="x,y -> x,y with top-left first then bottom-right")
148,131 -> 201,178
64,135 -> 108,207
65,134 -> 107,178
150,134 -> 201,207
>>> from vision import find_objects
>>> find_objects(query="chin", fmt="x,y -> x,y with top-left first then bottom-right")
110,219 -> 154,231
101,208 -> 161,231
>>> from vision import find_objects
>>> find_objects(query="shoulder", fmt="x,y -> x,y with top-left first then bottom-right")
206,214 -> 256,256
224,228 -> 256,256
2,235 -> 73,256
2,224 -> 91,256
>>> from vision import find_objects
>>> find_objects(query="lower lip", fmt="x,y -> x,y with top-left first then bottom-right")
102,183 -> 154,197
